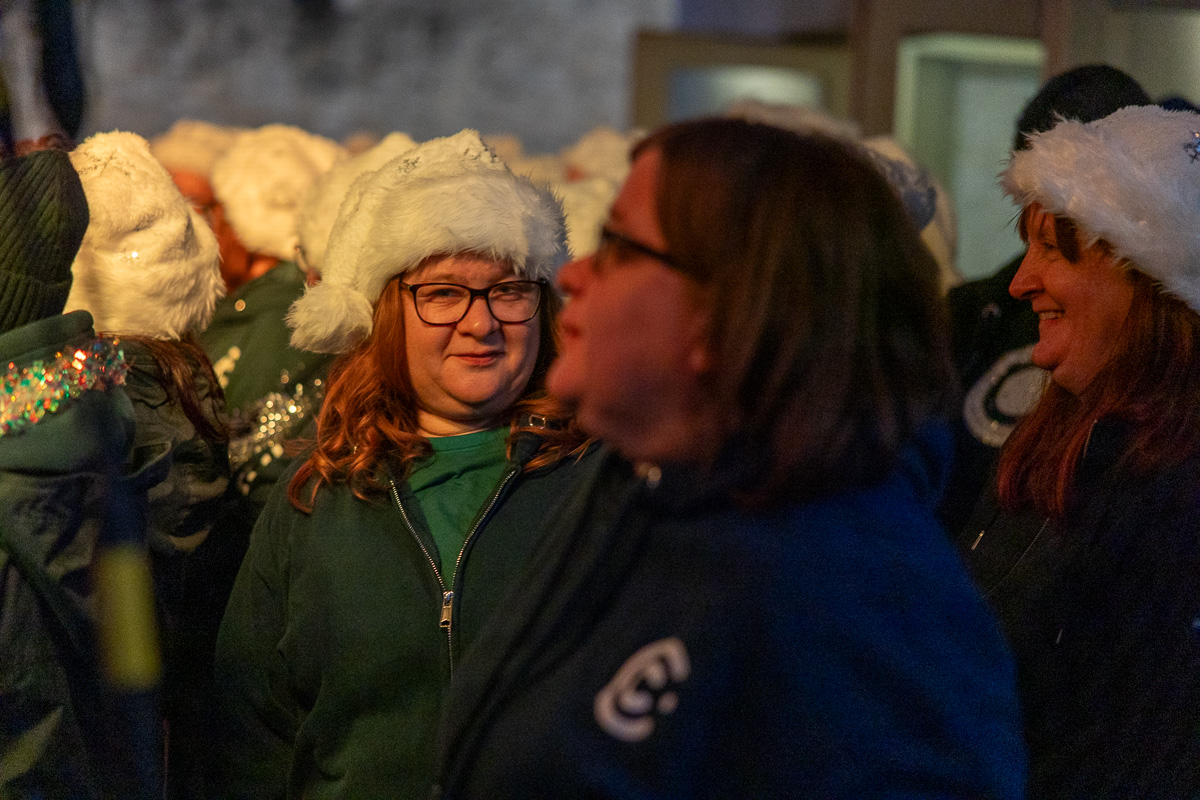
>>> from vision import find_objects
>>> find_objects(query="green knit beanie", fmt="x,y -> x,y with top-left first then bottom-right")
0,149 -> 89,334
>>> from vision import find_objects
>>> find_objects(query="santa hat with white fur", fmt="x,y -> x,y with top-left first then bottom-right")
67,131 -> 224,338
1001,105 -> 1200,312
149,119 -> 247,179
288,129 -> 568,354
295,131 -> 418,276
210,124 -> 346,261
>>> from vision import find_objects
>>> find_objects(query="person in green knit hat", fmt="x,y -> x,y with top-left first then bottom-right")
0,146 -> 160,798
212,129 -> 593,799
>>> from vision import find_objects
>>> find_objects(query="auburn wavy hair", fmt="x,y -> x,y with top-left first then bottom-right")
998,207 -> 1200,517
288,269 -> 584,512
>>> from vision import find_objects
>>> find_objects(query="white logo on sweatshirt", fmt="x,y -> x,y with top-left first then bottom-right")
594,637 -> 690,742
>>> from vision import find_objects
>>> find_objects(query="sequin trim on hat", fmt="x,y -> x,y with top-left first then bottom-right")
0,337 -> 128,436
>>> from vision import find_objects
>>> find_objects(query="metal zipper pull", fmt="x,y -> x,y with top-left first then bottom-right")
440,590 -> 454,629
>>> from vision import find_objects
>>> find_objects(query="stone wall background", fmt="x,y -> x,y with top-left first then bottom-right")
74,0 -> 677,152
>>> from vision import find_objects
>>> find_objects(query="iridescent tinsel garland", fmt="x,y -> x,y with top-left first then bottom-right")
0,337 -> 128,436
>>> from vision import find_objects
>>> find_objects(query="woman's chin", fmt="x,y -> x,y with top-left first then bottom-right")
546,360 -> 582,406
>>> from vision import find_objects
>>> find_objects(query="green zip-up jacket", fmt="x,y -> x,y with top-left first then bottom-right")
211,431 -> 595,800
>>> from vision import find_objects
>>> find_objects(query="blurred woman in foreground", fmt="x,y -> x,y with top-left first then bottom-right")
436,118 -> 1025,799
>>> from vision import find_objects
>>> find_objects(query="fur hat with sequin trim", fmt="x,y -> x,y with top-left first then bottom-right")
211,124 -> 346,261
67,131 -> 224,338
287,129 -> 568,354
1002,105 -> 1200,313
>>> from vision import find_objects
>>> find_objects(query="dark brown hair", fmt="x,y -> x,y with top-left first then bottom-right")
120,333 -> 228,444
999,208 -> 1200,516
287,269 -> 584,512
634,118 -> 956,504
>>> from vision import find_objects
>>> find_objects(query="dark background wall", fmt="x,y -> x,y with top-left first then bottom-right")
74,0 -> 677,152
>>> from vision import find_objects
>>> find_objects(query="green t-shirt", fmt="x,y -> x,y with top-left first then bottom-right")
407,427 -> 511,586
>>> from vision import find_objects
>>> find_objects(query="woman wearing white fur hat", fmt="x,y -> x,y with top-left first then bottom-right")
67,129 -> 233,798
212,130 -> 590,799
220,131 -> 418,508
197,124 -> 344,446
959,105 -> 1200,797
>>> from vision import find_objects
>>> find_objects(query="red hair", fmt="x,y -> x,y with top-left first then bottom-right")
287,273 -> 584,512
998,208 -> 1200,516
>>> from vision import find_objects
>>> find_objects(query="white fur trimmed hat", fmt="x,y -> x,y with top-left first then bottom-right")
149,119 -> 247,178
210,124 -> 346,261
288,129 -> 568,354
295,131 -> 418,276
553,176 -> 618,258
561,126 -> 638,185
67,131 -> 225,338
1002,105 -> 1200,312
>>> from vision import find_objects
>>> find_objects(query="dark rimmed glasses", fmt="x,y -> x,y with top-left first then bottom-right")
596,226 -> 680,270
400,279 -> 545,325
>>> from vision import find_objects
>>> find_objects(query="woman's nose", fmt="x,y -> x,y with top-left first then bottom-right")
1009,249 -> 1043,301
458,293 -> 501,335
557,255 -> 592,298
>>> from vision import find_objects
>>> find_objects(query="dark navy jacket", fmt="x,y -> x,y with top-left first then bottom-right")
959,419 -> 1200,799
437,423 -> 1026,799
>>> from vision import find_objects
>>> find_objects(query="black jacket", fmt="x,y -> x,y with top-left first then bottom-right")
958,419 -> 1200,798
941,255 -> 1042,536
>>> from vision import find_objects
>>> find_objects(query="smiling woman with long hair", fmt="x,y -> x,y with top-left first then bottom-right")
961,105 -> 1200,799
211,130 -> 589,800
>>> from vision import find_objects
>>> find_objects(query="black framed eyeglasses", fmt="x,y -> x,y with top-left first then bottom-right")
596,226 -> 680,270
400,280 -> 545,325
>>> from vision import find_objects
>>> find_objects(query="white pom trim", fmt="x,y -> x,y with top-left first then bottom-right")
286,281 -> 376,354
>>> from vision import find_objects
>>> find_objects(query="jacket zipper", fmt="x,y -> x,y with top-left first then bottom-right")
441,466 -> 520,674
391,465 -> 519,677
389,481 -> 454,672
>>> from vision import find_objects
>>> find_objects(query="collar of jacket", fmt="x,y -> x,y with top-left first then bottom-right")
637,417 -> 952,515
383,414 -> 551,482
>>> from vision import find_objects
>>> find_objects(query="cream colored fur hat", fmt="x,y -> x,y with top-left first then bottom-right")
861,135 -> 960,291
554,177 -> 618,258
149,119 -> 247,177
288,129 -> 568,354
1002,105 -> 1200,313
295,132 -> 418,275
561,126 -> 639,185
210,124 -> 346,260
67,131 -> 224,338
